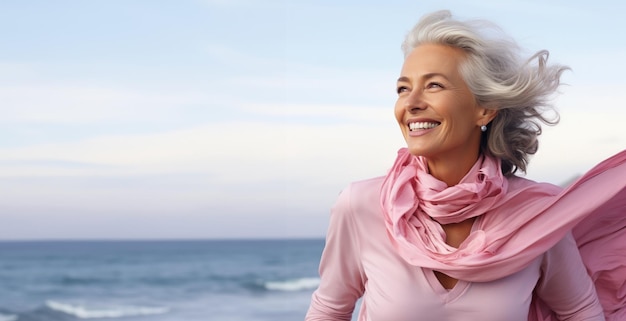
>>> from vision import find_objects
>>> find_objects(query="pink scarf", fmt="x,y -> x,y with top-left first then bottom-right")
380,148 -> 626,283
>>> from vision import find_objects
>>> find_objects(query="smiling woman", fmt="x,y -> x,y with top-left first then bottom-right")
305,10 -> 626,321
395,44 -> 495,186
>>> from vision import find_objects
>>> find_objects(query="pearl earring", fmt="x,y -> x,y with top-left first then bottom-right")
480,125 -> 487,132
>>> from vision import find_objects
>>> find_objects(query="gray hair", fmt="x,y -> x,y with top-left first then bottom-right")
402,10 -> 569,176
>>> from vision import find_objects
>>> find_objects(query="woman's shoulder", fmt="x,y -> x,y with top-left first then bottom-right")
331,176 -> 387,227
336,176 -> 385,209
349,175 -> 386,194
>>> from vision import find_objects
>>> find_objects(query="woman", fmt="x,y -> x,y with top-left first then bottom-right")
305,10 -> 626,321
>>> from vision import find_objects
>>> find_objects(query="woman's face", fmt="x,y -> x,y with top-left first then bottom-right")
394,43 -> 490,162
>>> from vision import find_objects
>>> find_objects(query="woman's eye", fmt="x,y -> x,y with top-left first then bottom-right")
426,82 -> 443,89
397,86 -> 409,94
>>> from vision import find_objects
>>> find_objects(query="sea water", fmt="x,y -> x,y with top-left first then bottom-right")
0,239 -> 326,321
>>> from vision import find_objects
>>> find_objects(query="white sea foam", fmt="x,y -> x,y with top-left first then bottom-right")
45,300 -> 169,319
265,277 -> 320,291
0,314 -> 17,321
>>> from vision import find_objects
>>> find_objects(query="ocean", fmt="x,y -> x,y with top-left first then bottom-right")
0,239 -> 328,321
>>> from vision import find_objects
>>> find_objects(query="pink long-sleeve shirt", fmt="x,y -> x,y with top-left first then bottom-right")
305,176 -> 605,321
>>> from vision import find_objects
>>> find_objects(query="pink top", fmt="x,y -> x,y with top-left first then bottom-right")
305,176 -> 605,321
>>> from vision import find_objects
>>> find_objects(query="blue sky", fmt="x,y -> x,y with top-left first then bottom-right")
1,1 -> 624,240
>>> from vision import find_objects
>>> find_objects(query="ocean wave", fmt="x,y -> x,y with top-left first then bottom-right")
264,277 -> 320,291
0,313 -> 17,321
60,275 -> 115,286
45,300 -> 170,319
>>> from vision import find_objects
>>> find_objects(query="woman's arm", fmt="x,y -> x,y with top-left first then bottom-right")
305,184 -> 366,321
535,232 -> 605,320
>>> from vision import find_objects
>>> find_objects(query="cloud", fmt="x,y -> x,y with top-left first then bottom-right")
0,62 -> 39,81
0,116 -> 402,180
525,104 -> 626,184
240,102 -> 393,123
226,72 -> 396,103
0,84 -> 219,124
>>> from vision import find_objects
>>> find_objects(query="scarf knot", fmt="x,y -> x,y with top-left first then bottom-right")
416,151 -> 507,224
380,148 -> 507,268
381,148 -> 507,226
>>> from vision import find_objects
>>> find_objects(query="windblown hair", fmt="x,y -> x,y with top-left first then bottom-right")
402,10 -> 569,176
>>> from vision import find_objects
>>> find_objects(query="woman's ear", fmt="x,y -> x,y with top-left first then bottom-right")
477,107 -> 498,126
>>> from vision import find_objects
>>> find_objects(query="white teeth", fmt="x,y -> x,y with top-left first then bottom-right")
409,122 -> 439,131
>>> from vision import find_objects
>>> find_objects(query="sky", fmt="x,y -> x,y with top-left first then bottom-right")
1,0 -> 624,240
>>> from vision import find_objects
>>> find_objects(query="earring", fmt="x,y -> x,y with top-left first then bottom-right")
480,125 -> 487,132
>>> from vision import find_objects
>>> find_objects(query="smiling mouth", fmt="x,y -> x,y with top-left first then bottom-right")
409,121 -> 440,131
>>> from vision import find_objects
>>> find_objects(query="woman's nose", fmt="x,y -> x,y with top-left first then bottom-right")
404,90 -> 427,113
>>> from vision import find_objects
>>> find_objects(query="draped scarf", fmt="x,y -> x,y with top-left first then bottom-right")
380,148 -> 626,285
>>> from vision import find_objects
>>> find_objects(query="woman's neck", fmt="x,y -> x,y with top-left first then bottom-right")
426,151 -> 480,186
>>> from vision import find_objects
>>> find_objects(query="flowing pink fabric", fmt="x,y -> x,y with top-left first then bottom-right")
381,148 -> 626,319
529,190 -> 626,321
573,195 -> 626,321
